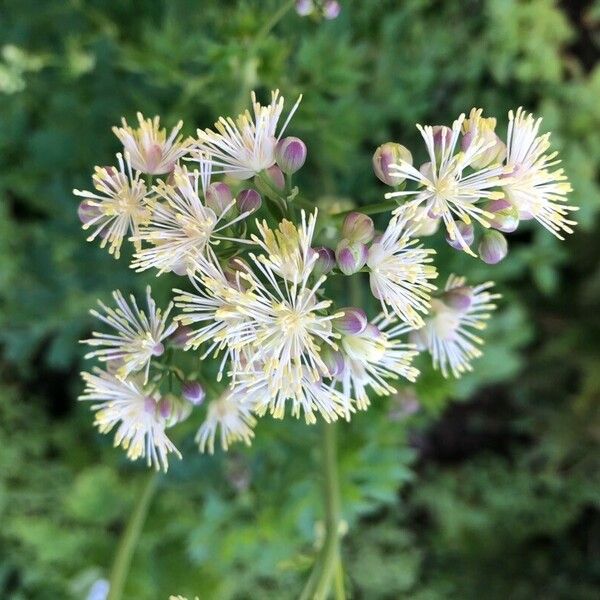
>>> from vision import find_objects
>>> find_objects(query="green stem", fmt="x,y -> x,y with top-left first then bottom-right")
254,0 -> 296,42
299,423 -> 344,600
331,199 -> 399,221
107,473 -> 158,600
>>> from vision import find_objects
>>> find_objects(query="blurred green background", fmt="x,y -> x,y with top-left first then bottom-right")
1,0 -> 599,598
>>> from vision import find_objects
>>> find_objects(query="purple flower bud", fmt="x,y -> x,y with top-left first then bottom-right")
275,136 -> 307,174
334,307 -> 368,336
236,188 -> 262,214
312,246 -> 336,278
335,239 -> 368,275
320,346 -> 346,378
446,220 -> 475,250
158,394 -> 193,427
295,0 -> 314,16
205,182 -> 233,216
170,325 -> 192,348
442,286 -> 473,312
323,0 -> 341,19
479,230 -> 508,264
265,164 -> 285,191
372,142 -> 413,186
151,342 -> 165,357
77,200 -> 101,225
144,396 -> 158,415
432,125 -> 453,160
485,198 -> 519,233
182,381 -> 205,406
341,212 -> 375,244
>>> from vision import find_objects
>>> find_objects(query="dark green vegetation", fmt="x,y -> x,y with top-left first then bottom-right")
1,1 -> 599,598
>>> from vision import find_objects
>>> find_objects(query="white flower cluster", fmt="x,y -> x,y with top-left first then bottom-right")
76,91 -> 575,470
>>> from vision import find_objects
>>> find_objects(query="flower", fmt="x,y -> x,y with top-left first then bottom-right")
79,368 -> 181,471
130,163 -> 250,275
337,318 -> 419,411
367,213 -> 438,328
112,112 -> 193,175
73,153 -> 151,259
387,113 -> 508,254
502,107 -> 576,239
401,274 -> 500,378
196,390 -> 256,454
195,89 -> 302,179
81,286 -> 177,383
461,108 -> 506,169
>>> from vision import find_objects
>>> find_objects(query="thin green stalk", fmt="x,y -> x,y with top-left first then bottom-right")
299,423 -> 344,600
331,199 -> 399,221
107,473 -> 158,600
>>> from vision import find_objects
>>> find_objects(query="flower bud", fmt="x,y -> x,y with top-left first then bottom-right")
170,325 -> 192,348
320,345 -> 346,378
275,136 -> 307,174
446,220 -> 475,250
334,307 -> 368,336
78,199 -> 102,225
461,109 -> 507,168
372,142 -> 413,186
485,198 -> 519,233
236,188 -> 262,214
341,212 -> 375,244
323,0 -> 341,19
295,0 -> 314,16
182,381 -> 205,406
335,239 -> 368,275
478,230 -> 508,264
441,286 -> 473,312
265,164 -> 285,191
157,393 -> 193,427
312,246 -> 336,278
205,182 -> 233,216
432,126 -> 453,160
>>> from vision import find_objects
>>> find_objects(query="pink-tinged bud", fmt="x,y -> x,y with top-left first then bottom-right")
151,342 -> 165,357
335,239 -> 368,275
479,230 -> 508,264
372,142 -> 413,186
295,0 -> 314,16
223,257 -> 252,290
144,396 -> 158,415
361,323 -> 383,341
323,0 -> 341,19
341,212 -> 375,243
275,136 -> 307,174
77,200 -> 101,225
446,220 -> 474,250
432,125 -> 453,160
312,246 -> 336,278
170,325 -> 192,348
320,346 -> 346,378
205,182 -> 233,216
236,188 -> 262,214
171,258 -> 188,276
485,198 -> 519,233
182,381 -> 205,406
265,164 -> 286,191
158,394 -> 193,427
442,286 -> 473,312
334,307 -> 368,336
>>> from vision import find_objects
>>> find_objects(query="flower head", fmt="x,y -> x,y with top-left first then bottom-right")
387,113 -> 508,254
112,112 -> 193,175
367,213 -> 438,328
81,286 -> 177,383
73,153 -> 151,259
195,90 -> 302,179
502,107 -> 576,239
80,368 -> 181,471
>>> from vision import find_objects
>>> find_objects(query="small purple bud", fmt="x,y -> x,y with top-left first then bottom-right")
205,182 -> 233,216
432,125 -> 453,160
341,212 -> 375,244
77,200 -> 101,225
264,164 -> 285,191
323,0 -> 341,19
479,230 -> 508,264
151,342 -> 165,357
335,239 -> 368,275
158,394 -> 193,427
144,396 -> 158,415
320,346 -> 346,378
372,142 -> 413,186
236,188 -> 262,214
485,198 -> 519,233
446,220 -> 475,250
157,396 -> 172,419
295,0 -> 314,16
442,286 -> 473,312
170,325 -> 192,348
275,136 -> 307,174
334,307 -> 368,336
312,246 -> 336,278
182,381 -> 205,406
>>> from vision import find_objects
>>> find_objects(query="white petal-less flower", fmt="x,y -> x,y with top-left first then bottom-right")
395,274 -> 500,378
196,390 -> 256,454
338,319 -> 419,412
367,213 -> 438,328
80,368 -> 181,471
81,286 -> 177,383
502,107 -> 577,239
130,163 -> 250,275
195,89 -> 302,179
73,153 -> 151,259
252,209 -> 318,283
112,112 -> 193,175
387,114 -> 508,254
